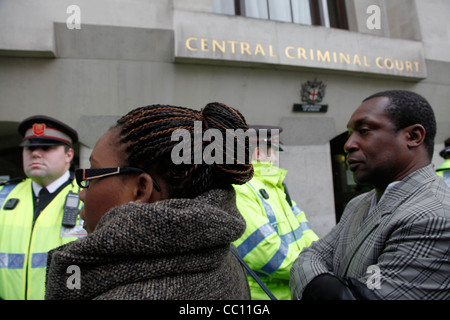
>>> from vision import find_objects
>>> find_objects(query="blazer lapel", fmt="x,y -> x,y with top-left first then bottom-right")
335,191 -> 373,274
337,194 -> 391,276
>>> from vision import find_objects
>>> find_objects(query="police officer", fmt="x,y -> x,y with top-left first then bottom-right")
436,140 -> 450,187
233,125 -> 319,300
0,115 -> 86,300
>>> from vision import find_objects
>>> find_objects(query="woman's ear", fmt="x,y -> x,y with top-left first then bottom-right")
135,173 -> 157,203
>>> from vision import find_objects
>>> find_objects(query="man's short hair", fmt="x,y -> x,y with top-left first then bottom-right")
364,90 -> 436,158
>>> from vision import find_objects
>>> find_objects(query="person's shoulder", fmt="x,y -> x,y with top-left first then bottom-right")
233,181 -> 253,194
0,177 -> 27,187
392,176 -> 450,222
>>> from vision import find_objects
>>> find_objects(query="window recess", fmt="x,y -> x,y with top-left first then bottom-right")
214,0 -> 348,30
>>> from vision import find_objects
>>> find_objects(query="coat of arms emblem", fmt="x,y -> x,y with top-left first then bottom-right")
301,79 -> 326,104
293,79 -> 328,113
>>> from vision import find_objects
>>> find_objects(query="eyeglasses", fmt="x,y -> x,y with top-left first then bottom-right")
75,167 -> 161,191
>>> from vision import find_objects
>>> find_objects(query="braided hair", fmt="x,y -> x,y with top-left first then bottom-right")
115,102 -> 254,198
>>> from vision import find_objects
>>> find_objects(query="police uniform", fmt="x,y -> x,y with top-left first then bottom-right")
436,146 -> 450,187
0,115 -> 87,300
233,126 -> 319,300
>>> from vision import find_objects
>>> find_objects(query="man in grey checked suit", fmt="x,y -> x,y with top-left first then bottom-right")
290,90 -> 450,300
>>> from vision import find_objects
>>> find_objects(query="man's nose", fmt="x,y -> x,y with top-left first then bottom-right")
344,134 -> 358,154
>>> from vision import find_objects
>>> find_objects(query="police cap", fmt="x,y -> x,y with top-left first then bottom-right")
18,115 -> 78,147
249,125 -> 284,151
440,146 -> 450,159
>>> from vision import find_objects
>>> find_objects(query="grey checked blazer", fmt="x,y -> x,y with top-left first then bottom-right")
290,165 -> 450,300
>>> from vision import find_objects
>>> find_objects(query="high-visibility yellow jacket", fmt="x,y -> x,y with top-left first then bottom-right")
436,159 -> 450,187
233,161 -> 319,300
0,178 -> 86,300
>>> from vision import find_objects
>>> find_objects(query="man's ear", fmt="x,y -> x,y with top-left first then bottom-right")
405,124 -> 426,149
66,147 -> 75,162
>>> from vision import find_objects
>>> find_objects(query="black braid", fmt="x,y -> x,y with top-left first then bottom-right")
115,103 -> 253,198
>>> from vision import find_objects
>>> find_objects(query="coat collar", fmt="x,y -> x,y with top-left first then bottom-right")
338,164 -> 436,276
374,164 -> 437,217
252,161 -> 287,187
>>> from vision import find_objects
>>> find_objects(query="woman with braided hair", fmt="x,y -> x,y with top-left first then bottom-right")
45,102 -> 254,300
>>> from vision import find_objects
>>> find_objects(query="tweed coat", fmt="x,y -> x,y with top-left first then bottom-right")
45,188 -> 251,300
290,165 -> 450,300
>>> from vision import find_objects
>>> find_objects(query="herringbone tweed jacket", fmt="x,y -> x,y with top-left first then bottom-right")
290,165 -> 450,300
45,188 -> 250,300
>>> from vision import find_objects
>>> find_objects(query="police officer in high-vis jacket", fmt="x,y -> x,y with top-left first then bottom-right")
0,115 -> 87,300
436,144 -> 450,187
233,125 -> 319,300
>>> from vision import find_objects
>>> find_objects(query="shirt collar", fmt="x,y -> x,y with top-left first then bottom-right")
32,170 -> 70,196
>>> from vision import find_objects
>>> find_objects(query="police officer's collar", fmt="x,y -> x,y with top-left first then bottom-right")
252,161 -> 287,187
32,170 -> 70,196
